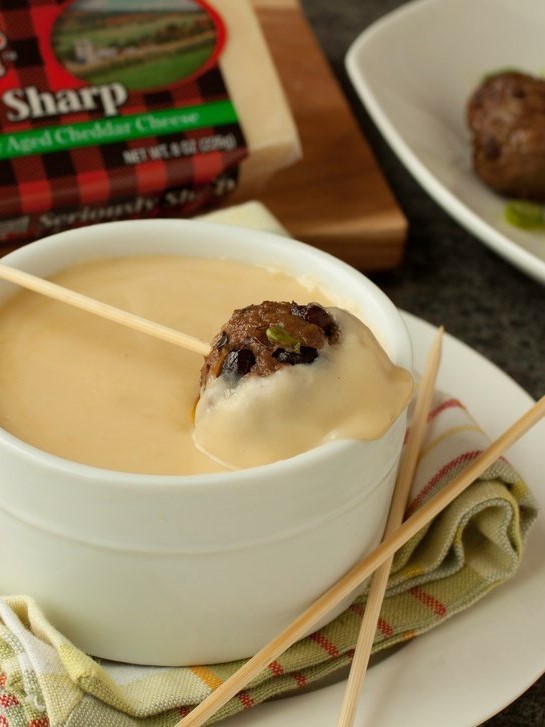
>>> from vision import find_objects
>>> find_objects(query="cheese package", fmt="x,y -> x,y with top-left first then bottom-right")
0,0 -> 301,246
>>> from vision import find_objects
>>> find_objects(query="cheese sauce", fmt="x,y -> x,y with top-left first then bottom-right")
0,255 -> 412,474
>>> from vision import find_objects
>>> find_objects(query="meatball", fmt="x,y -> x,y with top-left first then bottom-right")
200,301 -> 339,387
466,70 -> 545,201
192,305 -> 414,469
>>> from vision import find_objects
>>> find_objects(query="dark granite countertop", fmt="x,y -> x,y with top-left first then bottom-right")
299,0 -> 545,724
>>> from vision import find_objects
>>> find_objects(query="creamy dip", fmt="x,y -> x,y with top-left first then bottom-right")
0,255 -> 412,475
0,255 -> 335,474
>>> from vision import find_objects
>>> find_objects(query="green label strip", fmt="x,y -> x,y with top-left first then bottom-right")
0,100 -> 238,160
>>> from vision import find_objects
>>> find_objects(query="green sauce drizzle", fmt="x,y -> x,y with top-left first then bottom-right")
504,200 -> 545,230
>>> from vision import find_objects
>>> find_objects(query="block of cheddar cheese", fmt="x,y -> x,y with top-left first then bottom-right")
0,0 -> 301,246
214,0 -> 302,188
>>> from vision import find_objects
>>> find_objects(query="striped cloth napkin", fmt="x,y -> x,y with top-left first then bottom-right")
0,203 -> 538,727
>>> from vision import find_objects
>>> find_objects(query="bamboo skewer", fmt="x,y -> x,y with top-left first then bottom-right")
0,263 -> 211,356
177,393 -> 545,727
336,327 -> 443,727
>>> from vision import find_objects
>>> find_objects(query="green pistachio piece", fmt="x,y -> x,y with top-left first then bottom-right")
266,324 -> 301,352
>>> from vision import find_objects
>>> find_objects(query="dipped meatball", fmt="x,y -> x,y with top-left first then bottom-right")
467,71 -> 545,201
193,301 -> 413,469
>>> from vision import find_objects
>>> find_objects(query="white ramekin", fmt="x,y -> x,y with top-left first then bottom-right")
0,219 -> 412,665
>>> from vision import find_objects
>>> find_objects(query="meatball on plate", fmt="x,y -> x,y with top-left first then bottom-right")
346,0 -> 545,285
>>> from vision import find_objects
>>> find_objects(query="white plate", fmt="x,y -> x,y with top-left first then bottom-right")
345,0 -> 545,285
227,312 -> 545,726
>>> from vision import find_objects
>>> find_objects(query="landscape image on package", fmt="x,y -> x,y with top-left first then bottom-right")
51,0 -> 218,91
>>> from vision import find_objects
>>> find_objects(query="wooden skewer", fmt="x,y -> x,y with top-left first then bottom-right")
336,327 -> 443,727
177,393 -> 545,727
0,262 -> 211,356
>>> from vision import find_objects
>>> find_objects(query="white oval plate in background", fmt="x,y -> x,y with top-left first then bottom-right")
345,0 -> 545,285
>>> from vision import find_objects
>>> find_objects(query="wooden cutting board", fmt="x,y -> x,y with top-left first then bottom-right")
228,0 -> 407,271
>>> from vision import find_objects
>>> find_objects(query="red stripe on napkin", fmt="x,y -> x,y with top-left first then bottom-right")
377,617 -> 394,637
310,632 -> 340,658
406,451 -> 482,516
268,660 -> 284,677
428,398 -> 464,420
409,586 -> 447,617
238,691 -> 255,709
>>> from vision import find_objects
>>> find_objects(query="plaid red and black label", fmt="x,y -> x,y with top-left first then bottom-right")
0,0 -> 248,242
